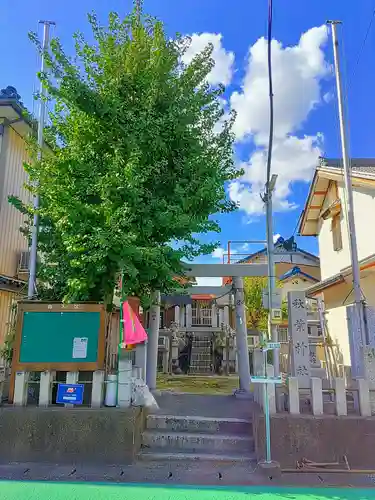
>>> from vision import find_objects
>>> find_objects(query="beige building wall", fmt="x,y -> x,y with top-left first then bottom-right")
319,181 -> 375,281
325,305 -> 349,371
0,124 -> 31,347
324,272 -> 375,371
0,291 -> 14,346
0,126 -> 31,277
280,276 -> 317,301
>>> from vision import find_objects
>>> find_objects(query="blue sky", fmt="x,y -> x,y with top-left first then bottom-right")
2,0 -> 375,272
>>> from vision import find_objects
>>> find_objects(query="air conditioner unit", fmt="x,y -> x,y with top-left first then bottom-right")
17,251 -> 30,274
158,336 -> 169,349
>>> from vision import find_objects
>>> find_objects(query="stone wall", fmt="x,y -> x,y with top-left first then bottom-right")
253,409 -> 375,468
0,407 -> 146,464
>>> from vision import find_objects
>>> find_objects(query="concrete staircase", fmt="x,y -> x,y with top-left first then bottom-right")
139,414 -> 256,463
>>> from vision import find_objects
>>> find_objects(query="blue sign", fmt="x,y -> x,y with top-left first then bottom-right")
56,383 -> 84,405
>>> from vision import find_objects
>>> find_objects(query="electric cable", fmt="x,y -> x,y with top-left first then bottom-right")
265,0 -> 274,190
350,6 -> 375,85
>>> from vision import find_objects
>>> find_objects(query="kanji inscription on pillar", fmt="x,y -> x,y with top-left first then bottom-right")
288,291 -> 310,386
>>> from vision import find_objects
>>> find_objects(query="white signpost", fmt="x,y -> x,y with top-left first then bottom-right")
251,342 -> 282,465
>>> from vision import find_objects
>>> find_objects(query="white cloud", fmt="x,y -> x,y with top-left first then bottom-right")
230,133 -> 323,215
212,247 -> 225,259
323,91 -> 333,103
273,234 -> 281,243
212,247 -> 237,260
182,33 -> 235,86
231,26 -> 329,141
229,26 -> 329,215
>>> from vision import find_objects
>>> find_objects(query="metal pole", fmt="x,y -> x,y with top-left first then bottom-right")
265,185 -> 280,376
327,21 -> 367,345
264,0 -> 280,376
28,21 -> 55,299
146,290 -> 161,390
233,276 -> 252,394
263,382 -> 272,462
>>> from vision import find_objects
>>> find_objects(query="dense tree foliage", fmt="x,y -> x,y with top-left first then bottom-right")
244,277 -> 287,334
10,3 -> 239,305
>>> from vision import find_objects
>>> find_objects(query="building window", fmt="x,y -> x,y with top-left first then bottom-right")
331,214 -> 342,251
277,327 -> 289,342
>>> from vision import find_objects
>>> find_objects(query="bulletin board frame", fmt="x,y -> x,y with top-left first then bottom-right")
12,301 -> 106,372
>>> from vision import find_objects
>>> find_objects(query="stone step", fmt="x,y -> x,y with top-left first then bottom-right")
139,448 -> 256,463
146,414 -> 253,436
142,430 -> 254,453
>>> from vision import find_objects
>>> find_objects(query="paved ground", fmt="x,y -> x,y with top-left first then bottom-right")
1,478 -> 375,500
1,393 -> 374,496
0,461 -> 374,488
153,392 -> 254,419
2,482 -> 375,500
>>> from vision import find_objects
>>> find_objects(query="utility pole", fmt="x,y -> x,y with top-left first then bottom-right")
327,21 -> 367,346
28,20 -> 55,299
263,0 -> 280,376
264,175 -> 279,376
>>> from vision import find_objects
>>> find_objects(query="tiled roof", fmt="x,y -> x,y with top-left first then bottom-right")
319,158 -> 375,177
237,237 -> 319,264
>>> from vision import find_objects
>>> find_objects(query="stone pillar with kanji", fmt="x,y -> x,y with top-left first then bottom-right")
288,290 -> 311,388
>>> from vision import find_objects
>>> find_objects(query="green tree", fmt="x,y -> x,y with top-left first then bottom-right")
244,277 -> 269,333
10,3 -> 239,306
244,277 -> 287,334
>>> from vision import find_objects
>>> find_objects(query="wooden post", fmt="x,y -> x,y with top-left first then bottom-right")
91,370 -> 105,408
179,306 -> 185,328
0,369 -> 5,403
186,304 -> 192,328
14,371 -> 29,406
310,377 -> 323,415
288,377 -> 300,414
333,377 -> 347,416
65,371 -> 79,408
358,378 -> 371,417
174,305 -> 180,325
118,357 -> 132,408
39,371 -> 54,407
135,342 -> 147,380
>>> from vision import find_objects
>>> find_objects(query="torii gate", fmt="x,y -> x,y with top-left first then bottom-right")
146,263 -> 268,397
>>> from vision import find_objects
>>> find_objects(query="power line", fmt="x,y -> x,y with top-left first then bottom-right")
350,7 -> 375,83
265,0 -> 274,186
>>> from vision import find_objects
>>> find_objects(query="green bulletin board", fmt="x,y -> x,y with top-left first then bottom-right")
20,311 -> 100,363
13,302 -> 106,371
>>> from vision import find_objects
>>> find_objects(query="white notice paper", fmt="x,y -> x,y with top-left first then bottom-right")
72,337 -> 88,359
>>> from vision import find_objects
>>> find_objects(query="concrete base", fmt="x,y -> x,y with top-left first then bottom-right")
257,460 -> 281,479
0,407 -> 146,465
253,409 -> 375,468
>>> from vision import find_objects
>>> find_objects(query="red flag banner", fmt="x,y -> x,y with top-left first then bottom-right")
120,300 -> 148,348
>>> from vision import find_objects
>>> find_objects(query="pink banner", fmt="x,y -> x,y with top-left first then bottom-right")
120,301 -> 148,347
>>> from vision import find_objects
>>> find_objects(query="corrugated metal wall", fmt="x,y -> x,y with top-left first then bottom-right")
0,126 -> 31,277
0,290 -> 14,346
